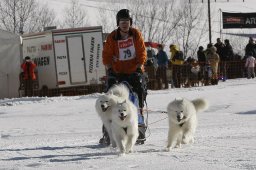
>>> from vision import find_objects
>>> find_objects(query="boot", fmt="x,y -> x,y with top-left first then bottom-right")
136,125 -> 147,145
99,125 -> 110,146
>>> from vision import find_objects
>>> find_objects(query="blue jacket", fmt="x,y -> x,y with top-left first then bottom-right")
156,50 -> 168,67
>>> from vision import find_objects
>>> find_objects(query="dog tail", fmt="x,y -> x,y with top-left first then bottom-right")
192,98 -> 209,113
107,83 -> 129,99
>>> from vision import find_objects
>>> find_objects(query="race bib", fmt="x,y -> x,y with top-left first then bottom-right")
118,38 -> 136,61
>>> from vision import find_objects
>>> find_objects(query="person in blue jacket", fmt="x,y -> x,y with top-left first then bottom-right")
156,44 -> 169,89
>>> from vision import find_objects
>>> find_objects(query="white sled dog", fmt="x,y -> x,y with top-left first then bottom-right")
111,99 -> 139,155
95,83 -> 130,147
166,98 -> 209,151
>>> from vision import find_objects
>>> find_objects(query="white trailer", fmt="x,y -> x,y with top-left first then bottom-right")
22,26 -> 105,95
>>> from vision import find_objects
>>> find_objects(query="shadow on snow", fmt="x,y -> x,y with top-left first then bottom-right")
235,110 -> 256,115
1,144 -> 116,162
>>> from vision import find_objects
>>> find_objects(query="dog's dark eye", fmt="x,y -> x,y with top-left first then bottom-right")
123,110 -> 126,112
180,111 -> 183,113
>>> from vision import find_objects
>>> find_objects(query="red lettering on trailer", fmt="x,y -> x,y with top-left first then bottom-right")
54,39 -> 65,43
41,44 -> 52,51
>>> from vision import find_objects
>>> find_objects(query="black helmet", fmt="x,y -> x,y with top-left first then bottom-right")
116,9 -> 132,26
25,56 -> 30,60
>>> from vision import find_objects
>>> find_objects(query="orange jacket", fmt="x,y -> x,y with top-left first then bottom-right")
103,27 -> 147,74
21,61 -> 37,80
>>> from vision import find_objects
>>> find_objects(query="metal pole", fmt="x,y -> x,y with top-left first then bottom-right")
219,8 -> 222,39
7,74 -> 9,97
208,0 -> 212,44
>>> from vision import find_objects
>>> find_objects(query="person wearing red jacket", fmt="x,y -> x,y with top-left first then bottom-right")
21,56 -> 37,96
101,9 -> 147,145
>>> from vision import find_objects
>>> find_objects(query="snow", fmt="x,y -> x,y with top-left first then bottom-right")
1,78 -> 256,170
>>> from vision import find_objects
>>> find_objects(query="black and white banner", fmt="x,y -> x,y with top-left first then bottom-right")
222,12 -> 256,29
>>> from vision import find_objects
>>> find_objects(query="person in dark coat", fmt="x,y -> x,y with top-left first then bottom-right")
214,38 -> 225,60
245,37 -> 256,58
197,46 -> 206,64
222,39 -> 234,81
215,38 -> 225,81
197,46 -> 206,81
223,39 -> 234,61
21,56 -> 37,96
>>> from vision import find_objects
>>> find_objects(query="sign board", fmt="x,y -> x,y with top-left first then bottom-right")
223,12 -> 256,29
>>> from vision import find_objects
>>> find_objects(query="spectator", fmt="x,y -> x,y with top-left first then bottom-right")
207,46 -> 220,85
214,38 -> 226,80
214,38 -> 225,60
222,39 -> 234,80
245,52 -> 256,79
223,39 -> 234,61
156,44 -> 168,89
169,44 -> 184,88
146,46 -> 156,67
197,46 -> 206,64
197,46 -> 206,81
245,37 -> 256,58
21,56 -> 37,96
188,58 -> 200,87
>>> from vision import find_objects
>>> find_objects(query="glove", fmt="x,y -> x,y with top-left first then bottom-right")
136,67 -> 143,74
107,68 -> 115,77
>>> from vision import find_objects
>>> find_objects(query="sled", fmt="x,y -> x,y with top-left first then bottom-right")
99,76 -> 147,145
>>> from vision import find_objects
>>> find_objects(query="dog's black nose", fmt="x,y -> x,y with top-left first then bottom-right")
177,115 -> 181,119
120,113 -> 124,117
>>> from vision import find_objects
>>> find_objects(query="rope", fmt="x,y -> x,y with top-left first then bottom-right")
148,116 -> 169,125
137,102 -> 168,142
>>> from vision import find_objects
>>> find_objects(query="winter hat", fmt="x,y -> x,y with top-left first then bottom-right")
199,46 -> 204,50
224,39 -> 229,44
25,56 -> 30,60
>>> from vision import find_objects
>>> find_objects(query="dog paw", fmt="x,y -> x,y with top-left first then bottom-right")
175,143 -> 181,148
165,147 -> 171,152
128,149 -> 134,153
190,137 -> 194,143
182,136 -> 194,144
125,150 -> 133,154
119,152 -> 126,156
182,137 -> 190,144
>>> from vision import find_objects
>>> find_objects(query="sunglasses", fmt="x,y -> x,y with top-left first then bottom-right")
119,19 -> 130,24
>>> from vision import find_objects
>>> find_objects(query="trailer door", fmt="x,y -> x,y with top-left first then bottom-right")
66,36 -> 87,84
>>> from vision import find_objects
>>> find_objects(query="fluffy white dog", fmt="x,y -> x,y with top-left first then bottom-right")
107,83 -> 130,99
95,93 -> 119,147
95,83 -> 130,147
166,98 -> 209,151
111,100 -> 139,155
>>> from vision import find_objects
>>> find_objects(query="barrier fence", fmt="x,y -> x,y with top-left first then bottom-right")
145,60 -> 252,90
19,60 -> 252,97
